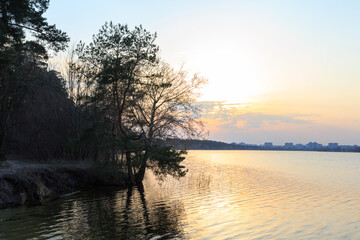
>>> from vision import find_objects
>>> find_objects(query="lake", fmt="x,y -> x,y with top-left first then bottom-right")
1,150 -> 360,239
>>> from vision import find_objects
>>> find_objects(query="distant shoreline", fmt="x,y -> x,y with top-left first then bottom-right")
187,148 -> 360,153
180,140 -> 360,153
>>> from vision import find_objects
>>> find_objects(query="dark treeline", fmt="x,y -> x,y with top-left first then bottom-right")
0,0 -> 69,161
0,0 -> 205,185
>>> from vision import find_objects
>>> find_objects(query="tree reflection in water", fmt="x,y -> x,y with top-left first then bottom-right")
53,184 -> 186,239
118,183 -> 185,239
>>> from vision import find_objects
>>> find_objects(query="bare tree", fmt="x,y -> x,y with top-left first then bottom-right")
131,62 -> 207,182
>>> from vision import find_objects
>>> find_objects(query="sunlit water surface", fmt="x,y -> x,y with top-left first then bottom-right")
1,150 -> 360,239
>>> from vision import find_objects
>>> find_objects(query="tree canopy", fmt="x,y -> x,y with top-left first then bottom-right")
0,0 -> 69,51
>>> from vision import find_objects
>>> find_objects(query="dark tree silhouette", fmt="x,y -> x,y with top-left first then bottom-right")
75,22 -> 159,184
0,0 -> 69,161
0,0 -> 68,50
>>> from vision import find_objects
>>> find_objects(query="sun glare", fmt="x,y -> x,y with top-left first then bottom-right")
183,47 -> 269,103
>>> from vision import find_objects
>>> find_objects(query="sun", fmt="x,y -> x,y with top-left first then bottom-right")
175,42 -> 270,103
194,53 -> 269,103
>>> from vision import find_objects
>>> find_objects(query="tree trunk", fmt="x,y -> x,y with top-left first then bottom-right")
135,148 -> 150,183
0,150 -> 5,162
134,102 -> 156,183
0,123 -> 7,162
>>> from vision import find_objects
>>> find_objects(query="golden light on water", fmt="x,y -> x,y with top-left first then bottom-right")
138,150 -> 360,239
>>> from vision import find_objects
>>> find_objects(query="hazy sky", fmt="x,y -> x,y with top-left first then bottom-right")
45,0 -> 360,145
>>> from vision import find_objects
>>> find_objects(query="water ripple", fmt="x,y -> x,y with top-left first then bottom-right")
2,150 -> 360,239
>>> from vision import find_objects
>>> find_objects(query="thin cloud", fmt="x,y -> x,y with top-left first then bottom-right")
197,101 -> 313,130
218,113 -> 311,129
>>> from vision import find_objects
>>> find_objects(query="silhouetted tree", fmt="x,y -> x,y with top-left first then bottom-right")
9,69 -> 74,160
0,0 -> 68,50
0,0 -> 69,161
74,23 -> 206,184
75,22 -> 158,184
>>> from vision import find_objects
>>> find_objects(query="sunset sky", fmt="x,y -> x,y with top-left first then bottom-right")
46,0 -> 360,145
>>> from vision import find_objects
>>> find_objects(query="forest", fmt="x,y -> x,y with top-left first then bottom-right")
0,0 -> 205,185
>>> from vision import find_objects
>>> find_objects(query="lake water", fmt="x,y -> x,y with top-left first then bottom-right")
1,150 -> 360,239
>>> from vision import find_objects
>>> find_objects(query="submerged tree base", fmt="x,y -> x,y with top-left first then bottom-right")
0,160 -> 127,209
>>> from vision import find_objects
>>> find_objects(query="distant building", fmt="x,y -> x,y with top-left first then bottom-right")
328,143 -> 339,149
295,144 -> 305,150
284,142 -> 294,149
306,142 -> 323,150
340,145 -> 356,152
264,142 -> 273,148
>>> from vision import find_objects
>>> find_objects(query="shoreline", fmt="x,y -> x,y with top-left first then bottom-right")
0,160 -> 127,209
